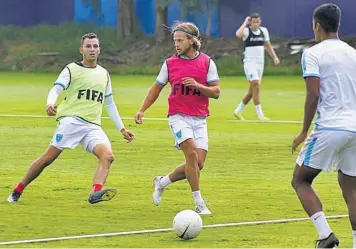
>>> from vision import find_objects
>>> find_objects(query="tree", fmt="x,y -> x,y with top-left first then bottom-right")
179,0 -> 219,37
117,0 -> 137,39
155,0 -> 172,43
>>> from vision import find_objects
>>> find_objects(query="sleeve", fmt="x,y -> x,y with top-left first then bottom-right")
105,95 -> 125,131
262,27 -> 270,42
242,27 -> 249,41
156,61 -> 168,86
46,84 -> 64,106
207,59 -> 220,84
54,67 -> 71,90
105,72 -> 113,97
301,50 -> 320,78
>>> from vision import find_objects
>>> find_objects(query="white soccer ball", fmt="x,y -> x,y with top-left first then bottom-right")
173,210 -> 203,240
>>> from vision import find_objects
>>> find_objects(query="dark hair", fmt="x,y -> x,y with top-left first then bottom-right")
81,32 -> 99,45
313,3 -> 341,33
250,13 -> 261,19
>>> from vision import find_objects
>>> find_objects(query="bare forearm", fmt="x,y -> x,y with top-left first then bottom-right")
236,21 -> 248,37
266,45 -> 278,59
196,85 -> 220,99
139,87 -> 161,112
302,94 -> 319,133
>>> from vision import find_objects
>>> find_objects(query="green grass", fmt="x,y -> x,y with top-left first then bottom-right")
0,73 -> 351,248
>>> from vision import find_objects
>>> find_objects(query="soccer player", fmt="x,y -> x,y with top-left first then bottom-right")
134,22 -> 220,215
291,4 -> 356,248
233,13 -> 280,121
8,33 -> 135,204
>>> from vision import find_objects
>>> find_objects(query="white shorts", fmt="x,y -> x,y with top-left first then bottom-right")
244,62 -> 264,82
296,130 -> 356,176
50,117 -> 111,153
168,114 -> 208,151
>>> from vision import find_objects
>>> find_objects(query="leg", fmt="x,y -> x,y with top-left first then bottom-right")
8,145 -> 62,203
83,128 -> 117,204
291,164 -> 322,216
291,164 -> 336,245
338,171 -> 356,230
168,149 -> 207,182
92,144 -> 114,187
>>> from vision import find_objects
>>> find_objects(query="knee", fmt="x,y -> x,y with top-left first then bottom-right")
186,149 -> 198,165
291,176 -> 313,191
251,81 -> 259,88
100,152 -> 115,164
197,159 -> 205,170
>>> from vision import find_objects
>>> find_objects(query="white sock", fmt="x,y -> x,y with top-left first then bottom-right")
310,212 -> 332,239
159,175 -> 172,188
353,230 -> 356,248
234,102 -> 245,114
192,190 -> 203,204
255,104 -> 264,117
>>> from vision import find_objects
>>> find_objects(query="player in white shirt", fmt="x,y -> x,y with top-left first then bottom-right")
291,4 -> 356,248
233,13 -> 280,120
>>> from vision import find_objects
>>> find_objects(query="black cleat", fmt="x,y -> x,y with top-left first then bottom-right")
8,192 -> 21,203
315,233 -> 339,248
88,188 -> 117,204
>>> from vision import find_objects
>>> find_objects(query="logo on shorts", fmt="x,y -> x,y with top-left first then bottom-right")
56,134 -> 63,142
175,130 -> 182,139
249,74 -> 254,80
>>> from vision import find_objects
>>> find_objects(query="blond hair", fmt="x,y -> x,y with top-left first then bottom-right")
171,21 -> 202,51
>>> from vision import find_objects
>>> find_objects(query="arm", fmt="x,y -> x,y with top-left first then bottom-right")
236,17 -> 250,38
291,50 -> 320,153
135,61 -> 168,124
46,67 -> 70,116
195,81 -> 220,99
265,41 -> 279,64
301,77 -> 320,133
139,83 -> 165,113
105,95 -> 125,131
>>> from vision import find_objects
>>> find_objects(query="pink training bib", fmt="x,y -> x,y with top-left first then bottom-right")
167,52 -> 210,117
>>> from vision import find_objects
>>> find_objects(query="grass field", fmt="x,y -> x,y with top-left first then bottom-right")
0,72 -> 352,248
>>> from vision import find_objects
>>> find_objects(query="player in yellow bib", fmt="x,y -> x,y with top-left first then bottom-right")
8,33 -> 135,204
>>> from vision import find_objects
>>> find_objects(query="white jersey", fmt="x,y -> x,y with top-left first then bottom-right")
242,27 -> 270,64
302,39 -> 356,132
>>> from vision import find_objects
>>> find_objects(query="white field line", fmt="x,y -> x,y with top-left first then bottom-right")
0,113 -> 168,121
0,114 -> 308,124
0,214 -> 348,245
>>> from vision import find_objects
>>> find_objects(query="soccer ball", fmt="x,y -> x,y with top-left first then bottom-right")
172,210 -> 203,240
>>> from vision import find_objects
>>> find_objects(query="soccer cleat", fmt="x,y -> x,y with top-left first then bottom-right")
315,233 -> 339,248
195,201 -> 212,215
8,191 -> 21,203
88,188 -> 117,204
152,176 -> 164,206
258,116 -> 270,121
233,112 -> 245,120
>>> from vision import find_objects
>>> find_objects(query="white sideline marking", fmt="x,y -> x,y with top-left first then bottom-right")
0,214 -> 348,245
0,114 -> 168,121
0,114 -> 307,124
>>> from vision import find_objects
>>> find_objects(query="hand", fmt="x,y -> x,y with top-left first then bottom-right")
120,128 -> 135,143
292,131 -> 308,154
46,104 -> 57,116
135,111 -> 144,124
182,77 -> 199,88
244,16 -> 251,24
274,57 -> 280,66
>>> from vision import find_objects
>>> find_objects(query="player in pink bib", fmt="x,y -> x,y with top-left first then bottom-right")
135,21 -> 220,215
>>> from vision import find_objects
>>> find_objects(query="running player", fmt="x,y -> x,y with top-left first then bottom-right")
8,33 -> 135,204
134,22 -> 220,215
233,13 -> 280,120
